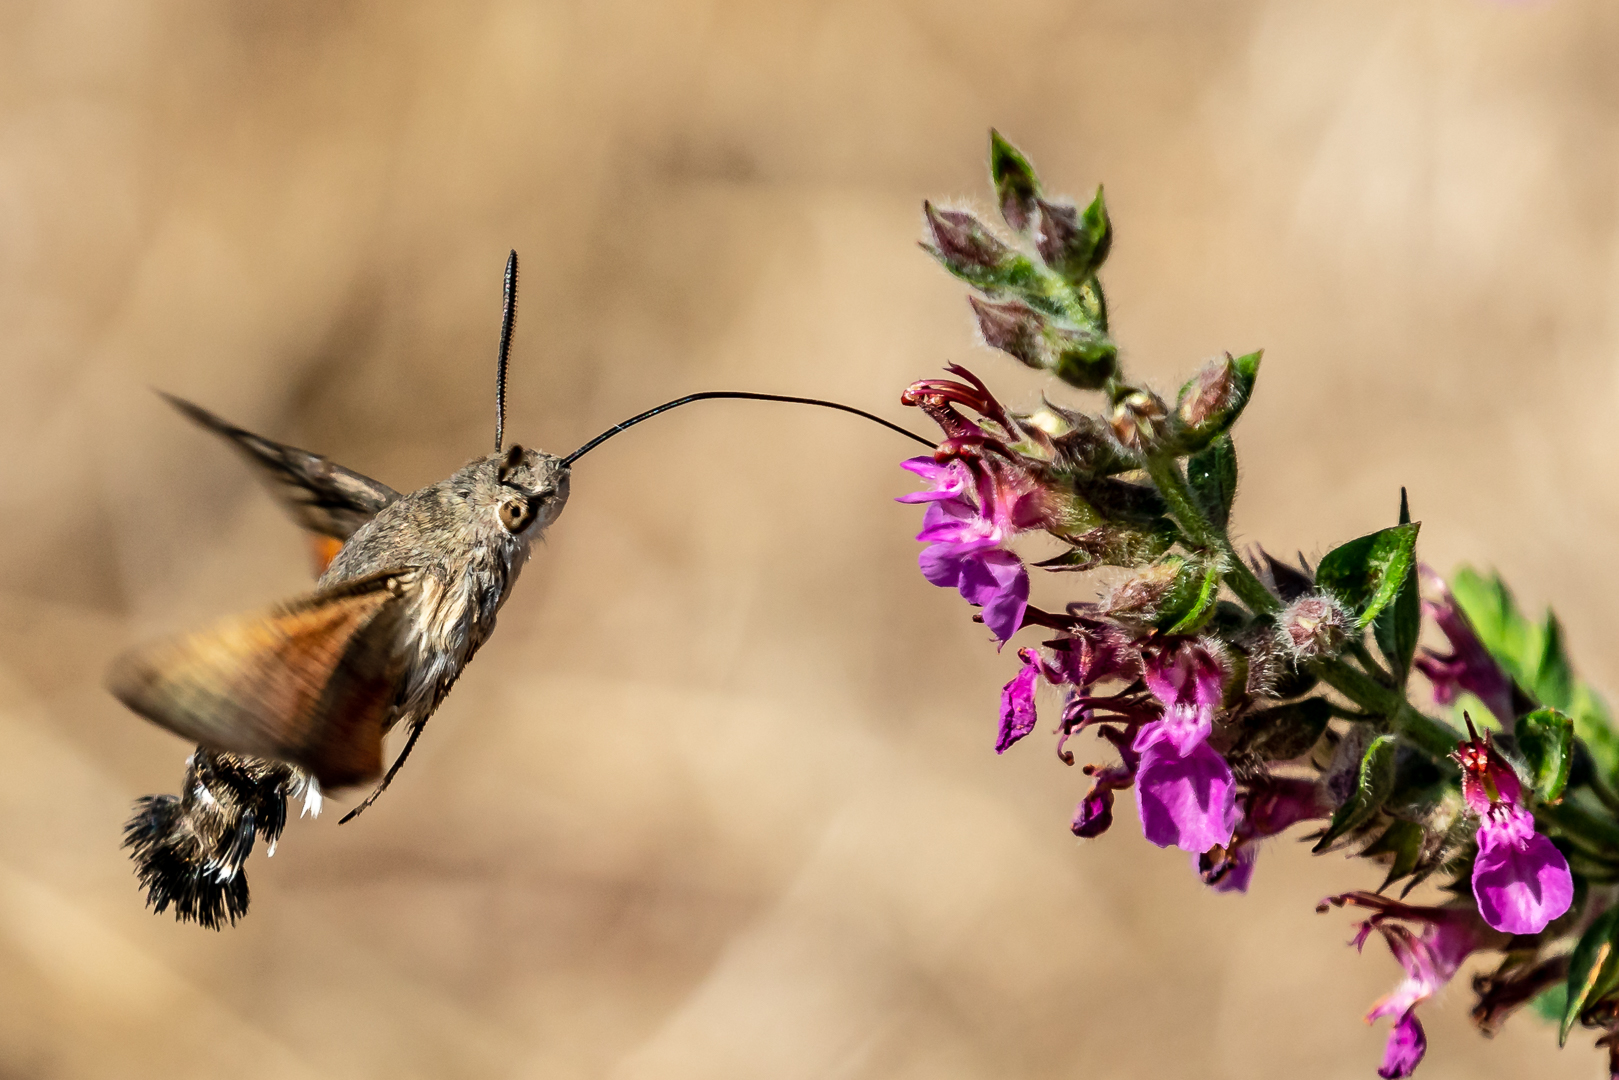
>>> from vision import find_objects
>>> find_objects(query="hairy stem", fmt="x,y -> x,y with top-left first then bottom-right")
1145,455 -> 1279,616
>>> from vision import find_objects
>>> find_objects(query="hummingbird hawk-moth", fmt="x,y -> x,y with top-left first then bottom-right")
110,250 -> 930,928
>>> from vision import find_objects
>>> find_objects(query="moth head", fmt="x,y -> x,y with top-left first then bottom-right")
486,443 -> 570,537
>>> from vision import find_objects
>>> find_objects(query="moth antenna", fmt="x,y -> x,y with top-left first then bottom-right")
561,391 -> 934,466
494,249 -> 519,453
338,718 -> 430,825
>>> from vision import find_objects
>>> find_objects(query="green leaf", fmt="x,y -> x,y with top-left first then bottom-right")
1373,489 -> 1420,681
1186,434 -> 1238,531
1314,734 -> 1397,852
989,129 -> 1041,233
1533,612 -> 1575,712
1449,567 -> 1541,685
1573,684 -> 1619,782
1517,707 -> 1575,802
1315,523 -> 1421,628
1563,907 -> 1619,1045
1231,698 -> 1333,761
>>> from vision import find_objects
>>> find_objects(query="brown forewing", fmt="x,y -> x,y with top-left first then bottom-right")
107,570 -> 418,789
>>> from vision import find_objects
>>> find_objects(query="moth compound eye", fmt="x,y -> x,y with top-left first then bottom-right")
498,498 -> 532,533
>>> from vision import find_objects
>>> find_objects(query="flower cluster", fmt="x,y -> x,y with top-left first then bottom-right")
896,131 -> 1619,1078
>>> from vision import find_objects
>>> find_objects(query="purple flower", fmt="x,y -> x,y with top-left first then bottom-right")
997,649 -> 1042,754
902,458 -> 1037,642
1132,640 -> 1237,852
1198,776 -> 1330,893
1320,892 -> 1501,1079
1414,568 -> 1516,728
1135,741 -> 1239,852
1454,722 -> 1574,935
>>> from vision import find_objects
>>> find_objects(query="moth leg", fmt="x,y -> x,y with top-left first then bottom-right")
123,748 -> 300,928
338,717 -> 429,825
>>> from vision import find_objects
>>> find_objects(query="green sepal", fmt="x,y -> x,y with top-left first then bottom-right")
1186,434 -> 1238,531
1037,518 -> 1177,571
989,129 -> 1041,233
1160,559 -> 1221,634
1315,522 -> 1421,628
1313,733 -> 1397,852
1533,984 -> 1569,1024
1373,489 -> 1420,681
1230,698 -> 1332,761
1517,707 -> 1575,803
1562,906 -> 1619,1045
1362,819 -> 1425,892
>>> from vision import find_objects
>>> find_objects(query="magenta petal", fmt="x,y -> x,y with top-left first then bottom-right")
1378,1010 -> 1426,1079
1471,829 -> 1574,934
917,542 -> 969,588
996,659 -> 1040,754
900,456 -> 948,481
916,498 -> 977,542
1135,740 -> 1238,852
967,552 -> 1028,642
1132,710 -> 1212,756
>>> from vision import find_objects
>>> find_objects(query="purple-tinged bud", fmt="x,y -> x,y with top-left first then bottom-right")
1278,594 -> 1351,660
989,129 -> 1041,233
1035,189 -> 1111,283
1099,559 -> 1183,624
969,295 -> 1044,367
1175,351 -> 1260,450
1109,387 -> 1171,453
969,296 -> 1118,390
921,202 -> 1024,291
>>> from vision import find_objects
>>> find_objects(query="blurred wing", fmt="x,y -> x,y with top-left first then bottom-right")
108,570 -> 419,790
162,393 -> 400,570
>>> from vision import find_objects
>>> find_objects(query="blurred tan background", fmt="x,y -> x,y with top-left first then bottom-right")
1,0 -> 1617,1077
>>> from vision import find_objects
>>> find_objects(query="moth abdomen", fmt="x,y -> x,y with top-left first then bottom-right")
122,750 -> 299,929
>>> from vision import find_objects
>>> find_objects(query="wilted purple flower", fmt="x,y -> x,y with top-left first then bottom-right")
997,649 -> 1042,754
1047,617 -> 1141,689
1199,776 -> 1330,893
1454,722 -> 1574,935
1133,640 -> 1238,852
1320,892 -> 1500,1079
1414,568 -> 1516,728
1072,726 -> 1140,839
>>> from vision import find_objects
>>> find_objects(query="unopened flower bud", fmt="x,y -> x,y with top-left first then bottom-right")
1103,555 -> 1217,632
969,295 -> 1044,367
989,129 -> 1041,233
1279,595 -> 1351,660
1035,188 -> 1111,283
922,202 -> 1025,292
1046,322 -> 1117,389
971,297 -> 1117,390
1175,351 -> 1260,450
1109,387 -> 1171,453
